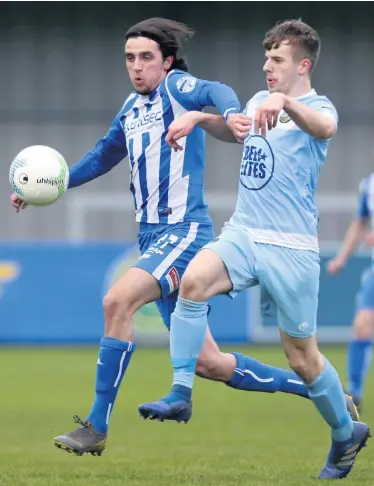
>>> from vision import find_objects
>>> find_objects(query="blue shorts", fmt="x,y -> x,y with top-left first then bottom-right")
204,223 -> 320,338
134,222 -> 214,329
356,268 -> 374,311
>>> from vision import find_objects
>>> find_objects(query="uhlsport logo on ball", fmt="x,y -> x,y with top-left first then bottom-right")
103,247 -> 169,345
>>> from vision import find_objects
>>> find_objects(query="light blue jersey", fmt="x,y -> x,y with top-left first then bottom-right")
358,173 -> 374,224
355,173 -> 374,310
205,89 -> 338,338
357,173 -> 374,264
230,89 -> 338,253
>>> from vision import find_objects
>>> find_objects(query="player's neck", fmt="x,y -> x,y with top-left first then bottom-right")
285,80 -> 313,98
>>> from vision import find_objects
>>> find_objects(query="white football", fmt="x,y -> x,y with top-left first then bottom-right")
9,145 -> 69,206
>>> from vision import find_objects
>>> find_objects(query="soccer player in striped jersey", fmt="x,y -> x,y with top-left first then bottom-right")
138,20 -> 370,479
327,173 -> 374,413
10,17 -> 358,457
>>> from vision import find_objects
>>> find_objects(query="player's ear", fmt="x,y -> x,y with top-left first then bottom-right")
163,55 -> 173,71
300,58 -> 311,76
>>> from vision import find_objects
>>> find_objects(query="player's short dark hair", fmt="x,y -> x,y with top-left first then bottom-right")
263,19 -> 321,73
125,17 -> 194,72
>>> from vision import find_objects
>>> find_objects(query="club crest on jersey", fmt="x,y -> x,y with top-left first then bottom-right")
240,135 -> 274,191
279,113 -> 291,123
176,76 -> 197,93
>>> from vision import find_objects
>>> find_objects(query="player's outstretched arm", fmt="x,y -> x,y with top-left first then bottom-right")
166,111 -> 251,150
201,112 -> 251,143
9,134 -> 127,212
68,138 -> 127,189
328,177 -> 372,274
327,219 -> 368,274
10,112 -> 127,212
165,111 -> 234,150
166,72 -> 253,140
68,110 -> 128,189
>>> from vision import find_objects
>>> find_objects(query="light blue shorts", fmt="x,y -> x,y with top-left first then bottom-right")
204,223 -> 320,338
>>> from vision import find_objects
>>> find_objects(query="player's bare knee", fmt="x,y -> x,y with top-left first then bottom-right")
281,333 -> 323,382
103,292 -> 119,320
103,291 -> 133,326
103,292 -> 135,340
287,352 -> 322,383
353,310 -> 374,339
180,270 -> 210,301
288,354 -> 308,378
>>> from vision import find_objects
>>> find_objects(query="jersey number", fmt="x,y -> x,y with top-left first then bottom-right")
154,234 -> 179,249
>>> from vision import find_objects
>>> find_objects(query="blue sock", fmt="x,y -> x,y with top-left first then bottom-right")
227,352 -> 309,398
170,297 -> 208,395
307,356 -> 353,442
87,337 -> 135,434
347,339 -> 372,400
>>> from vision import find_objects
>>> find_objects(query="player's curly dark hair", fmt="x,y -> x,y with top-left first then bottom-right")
125,18 -> 194,72
263,19 -> 321,73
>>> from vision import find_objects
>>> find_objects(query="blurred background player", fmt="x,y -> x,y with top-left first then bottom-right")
12,17 -> 353,458
327,172 -> 374,413
139,19 -> 370,480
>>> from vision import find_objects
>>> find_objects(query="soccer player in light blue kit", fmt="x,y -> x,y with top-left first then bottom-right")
10,17 -> 358,457
139,20 -> 370,479
327,172 -> 374,412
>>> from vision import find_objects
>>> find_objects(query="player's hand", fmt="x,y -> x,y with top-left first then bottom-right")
166,112 -> 200,151
363,232 -> 374,247
226,113 -> 252,143
10,193 -> 27,213
326,257 -> 345,275
254,93 -> 286,137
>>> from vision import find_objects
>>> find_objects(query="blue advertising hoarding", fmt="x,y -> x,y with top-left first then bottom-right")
0,243 -> 250,344
0,243 -> 371,344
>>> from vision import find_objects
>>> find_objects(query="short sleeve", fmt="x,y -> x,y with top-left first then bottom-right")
307,96 -> 338,125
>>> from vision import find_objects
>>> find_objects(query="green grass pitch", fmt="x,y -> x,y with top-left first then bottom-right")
0,346 -> 372,485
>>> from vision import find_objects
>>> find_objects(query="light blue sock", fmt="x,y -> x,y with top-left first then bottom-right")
87,337 -> 135,434
170,296 -> 208,392
347,339 -> 372,399
227,352 -> 308,398
307,356 -> 354,442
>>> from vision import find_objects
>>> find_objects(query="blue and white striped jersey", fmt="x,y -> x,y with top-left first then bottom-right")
69,69 -> 240,225
358,174 -> 374,224
357,174 -> 374,264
